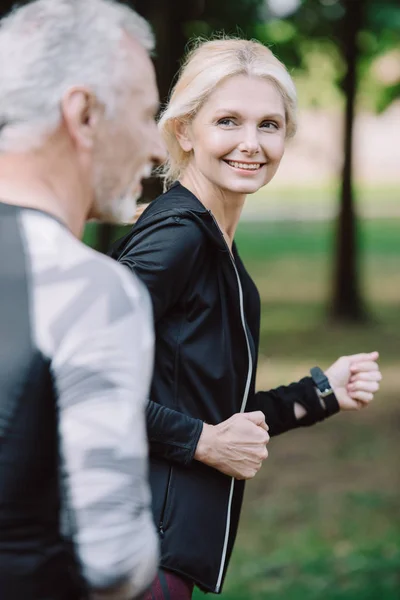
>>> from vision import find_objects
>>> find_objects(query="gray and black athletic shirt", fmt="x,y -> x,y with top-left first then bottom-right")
0,201 -> 158,600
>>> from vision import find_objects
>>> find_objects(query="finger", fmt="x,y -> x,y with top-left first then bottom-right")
350,361 -> 379,373
256,430 -> 270,445
347,380 -> 380,393
349,371 -> 382,383
243,411 -> 269,429
348,390 -> 374,403
348,351 -> 379,363
258,421 -> 270,433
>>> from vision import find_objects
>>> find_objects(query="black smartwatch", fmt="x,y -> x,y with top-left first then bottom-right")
310,366 -> 339,415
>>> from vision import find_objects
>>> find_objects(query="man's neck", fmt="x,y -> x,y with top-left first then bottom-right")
0,152 -> 89,239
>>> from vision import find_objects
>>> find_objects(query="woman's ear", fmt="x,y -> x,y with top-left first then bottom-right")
173,119 -> 193,152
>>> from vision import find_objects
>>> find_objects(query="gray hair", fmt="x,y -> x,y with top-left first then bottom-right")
0,0 -> 154,151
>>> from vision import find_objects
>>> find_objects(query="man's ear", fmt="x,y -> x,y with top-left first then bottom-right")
173,119 -> 193,152
61,87 -> 103,150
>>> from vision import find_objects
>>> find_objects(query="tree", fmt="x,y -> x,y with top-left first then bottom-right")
332,0 -> 367,321
332,0 -> 400,321
259,0 -> 400,322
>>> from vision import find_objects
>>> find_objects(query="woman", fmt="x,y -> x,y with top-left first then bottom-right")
110,39 -> 381,598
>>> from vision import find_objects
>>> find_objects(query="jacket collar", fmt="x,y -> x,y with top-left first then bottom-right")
134,181 -> 229,252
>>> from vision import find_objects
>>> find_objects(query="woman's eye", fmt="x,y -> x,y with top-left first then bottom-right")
260,121 -> 279,130
217,118 -> 235,126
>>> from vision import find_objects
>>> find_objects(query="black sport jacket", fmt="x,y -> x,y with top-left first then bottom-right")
110,182 -> 339,593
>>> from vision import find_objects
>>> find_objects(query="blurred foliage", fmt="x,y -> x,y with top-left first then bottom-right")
184,0 -> 263,39
254,0 -> 400,112
376,80 -> 400,113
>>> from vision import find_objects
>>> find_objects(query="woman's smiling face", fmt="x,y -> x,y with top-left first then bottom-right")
178,74 -> 287,196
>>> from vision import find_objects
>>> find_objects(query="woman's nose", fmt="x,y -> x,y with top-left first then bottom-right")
238,130 -> 260,155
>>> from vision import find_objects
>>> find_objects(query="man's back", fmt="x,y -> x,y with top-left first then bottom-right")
0,201 -> 157,599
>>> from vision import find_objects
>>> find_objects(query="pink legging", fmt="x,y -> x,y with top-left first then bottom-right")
142,568 -> 194,600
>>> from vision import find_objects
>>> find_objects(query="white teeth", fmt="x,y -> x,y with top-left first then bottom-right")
226,161 -> 261,170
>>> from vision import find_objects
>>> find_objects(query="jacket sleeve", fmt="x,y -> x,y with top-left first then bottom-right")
119,215 -> 205,323
146,401 -> 204,465
252,377 -> 340,437
119,216 -> 206,465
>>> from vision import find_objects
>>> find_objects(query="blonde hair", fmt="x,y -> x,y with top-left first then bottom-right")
158,37 -> 297,189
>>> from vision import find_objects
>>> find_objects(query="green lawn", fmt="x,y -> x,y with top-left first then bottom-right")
249,183 -> 400,213
193,217 -> 400,599
235,218 -> 400,259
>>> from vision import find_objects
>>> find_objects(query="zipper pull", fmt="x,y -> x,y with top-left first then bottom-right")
159,522 -> 165,538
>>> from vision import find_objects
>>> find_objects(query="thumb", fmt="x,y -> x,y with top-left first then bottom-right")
243,411 -> 269,431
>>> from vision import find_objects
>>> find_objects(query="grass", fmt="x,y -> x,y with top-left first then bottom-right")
192,217 -> 400,599
248,182 -> 400,211
234,218 -> 400,259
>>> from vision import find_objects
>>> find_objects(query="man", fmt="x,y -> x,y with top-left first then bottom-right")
0,1 -> 165,598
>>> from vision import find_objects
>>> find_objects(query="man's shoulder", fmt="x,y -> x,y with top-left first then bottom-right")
22,211 -> 151,333
78,237 -> 147,300
27,210 -> 144,297
61,233 -> 152,330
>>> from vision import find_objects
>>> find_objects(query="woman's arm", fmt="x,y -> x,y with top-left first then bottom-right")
252,352 -> 381,437
119,215 -> 205,322
146,400 -> 203,465
118,216 -> 208,464
252,377 -> 334,437
147,400 -> 271,479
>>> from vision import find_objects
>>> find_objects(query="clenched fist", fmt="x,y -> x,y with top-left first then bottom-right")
194,411 -> 270,480
325,351 -> 381,410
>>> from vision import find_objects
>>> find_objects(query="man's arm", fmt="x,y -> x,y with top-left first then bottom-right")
53,265 -> 158,599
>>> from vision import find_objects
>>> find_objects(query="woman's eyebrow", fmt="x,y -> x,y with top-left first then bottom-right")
212,109 -> 285,120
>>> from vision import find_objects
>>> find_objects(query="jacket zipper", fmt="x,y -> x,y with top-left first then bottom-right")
208,211 -> 254,593
159,466 -> 173,538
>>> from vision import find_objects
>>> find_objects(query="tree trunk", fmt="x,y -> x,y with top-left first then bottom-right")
331,0 -> 367,321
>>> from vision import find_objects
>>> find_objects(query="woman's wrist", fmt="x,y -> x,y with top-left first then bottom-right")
194,422 -> 214,464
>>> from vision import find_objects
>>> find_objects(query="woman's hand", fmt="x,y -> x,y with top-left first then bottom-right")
194,411 -> 270,480
325,351 -> 381,411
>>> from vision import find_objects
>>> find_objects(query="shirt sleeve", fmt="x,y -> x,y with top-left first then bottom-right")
52,263 -> 158,599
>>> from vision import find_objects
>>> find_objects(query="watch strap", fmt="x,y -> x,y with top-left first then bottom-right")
310,366 -> 340,417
